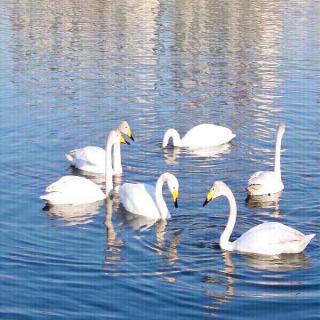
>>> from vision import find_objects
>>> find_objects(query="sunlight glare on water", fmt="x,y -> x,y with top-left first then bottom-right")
0,0 -> 319,319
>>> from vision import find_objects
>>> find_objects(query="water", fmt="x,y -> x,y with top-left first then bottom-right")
0,0 -> 319,319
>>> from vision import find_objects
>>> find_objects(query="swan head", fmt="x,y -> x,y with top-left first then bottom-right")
162,172 -> 179,208
108,130 -> 129,145
118,121 -> 134,141
162,129 -> 181,148
203,181 -> 226,206
278,123 -> 286,135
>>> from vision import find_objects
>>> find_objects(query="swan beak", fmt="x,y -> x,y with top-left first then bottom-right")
127,128 -> 134,141
120,135 -> 130,145
172,190 -> 179,208
203,190 -> 213,207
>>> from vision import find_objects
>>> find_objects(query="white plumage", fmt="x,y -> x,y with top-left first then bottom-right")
162,124 -> 236,149
119,183 -> 168,219
247,171 -> 284,196
118,173 -> 179,220
247,123 -> 285,196
204,181 -> 315,255
65,121 -> 133,174
40,176 -> 105,205
233,222 -> 315,255
66,146 -> 105,174
41,130 -> 122,205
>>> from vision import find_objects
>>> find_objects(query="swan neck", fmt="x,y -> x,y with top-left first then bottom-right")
155,175 -> 169,219
162,129 -> 182,147
274,129 -> 284,177
220,186 -> 237,251
105,137 -> 114,196
112,141 -> 122,175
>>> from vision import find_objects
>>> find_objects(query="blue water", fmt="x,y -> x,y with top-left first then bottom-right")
0,0 -> 319,319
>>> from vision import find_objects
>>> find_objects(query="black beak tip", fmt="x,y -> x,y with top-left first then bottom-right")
130,135 -> 135,141
203,199 -> 208,207
174,200 -> 178,208
126,140 -> 130,145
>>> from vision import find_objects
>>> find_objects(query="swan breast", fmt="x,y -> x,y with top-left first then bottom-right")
119,183 -> 164,219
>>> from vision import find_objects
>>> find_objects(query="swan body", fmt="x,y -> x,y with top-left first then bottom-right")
203,181 -> 315,255
66,146 -> 105,174
248,123 -> 285,196
40,176 -> 105,205
118,173 -> 179,220
247,171 -> 284,196
232,222 -> 315,255
41,130 -> 122,205
65,121 -> 133,174
162,124 -> 235,149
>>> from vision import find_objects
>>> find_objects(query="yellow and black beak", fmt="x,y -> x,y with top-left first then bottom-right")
203,190 -> 213,207
120,134 -> 130,145
172,190 -> 179,208
126,128 -> 134,141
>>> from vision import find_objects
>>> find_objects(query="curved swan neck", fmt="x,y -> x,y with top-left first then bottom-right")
274,126 -> 284,177
220,184 -> 237,251
112,141 -> 122,175
162,129 -> 182,147
105,135 -> 114,196
155,174 -> 170,219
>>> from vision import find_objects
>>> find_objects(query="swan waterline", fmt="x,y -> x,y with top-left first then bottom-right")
203,181 -> 315,255
247,123 -> 285,196
40,130 -> 123,205
65,121 -> 133,174
162,123 -> 236,149
118,172 -> 179,220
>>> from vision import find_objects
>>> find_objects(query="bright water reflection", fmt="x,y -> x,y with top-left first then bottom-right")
1,0 -> 320,319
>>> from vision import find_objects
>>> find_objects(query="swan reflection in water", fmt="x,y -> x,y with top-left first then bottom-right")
204,249 -> 310,316
43,201 -> 102,226
242,252 -> 310,272
203,251 -> 235,317
246,191 -> 282,216
104,195 -> 182,280
104,197 -> 124,267
116,199 -> 182,266
163,143 -> 232,164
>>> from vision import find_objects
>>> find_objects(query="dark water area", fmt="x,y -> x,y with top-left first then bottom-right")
0,0 -> 319,319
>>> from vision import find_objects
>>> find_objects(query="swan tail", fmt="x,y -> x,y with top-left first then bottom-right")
65,150 -> 77,164
40,193 -> 53,202
223,133 -> 236,144
300,234 -> 316,252
40,192 -> 68,205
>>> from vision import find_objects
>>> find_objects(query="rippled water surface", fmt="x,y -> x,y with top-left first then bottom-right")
1,0 -> 320,319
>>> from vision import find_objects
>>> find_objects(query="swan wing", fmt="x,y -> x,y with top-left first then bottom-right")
234,222 -> 314,255
182,124 -> 235,148
42,176 -> 105,205
248,171 -> 276,185
45,176 -> 83,193
66,146 -> 105,166
119,183 -> 161,219
247,171 -> 283,195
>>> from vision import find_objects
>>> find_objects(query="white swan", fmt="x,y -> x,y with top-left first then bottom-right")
247,123 -> 285,196
118,172 -> 179,220
203,181 -> 315,255
40,130 -> 122,205
65,121 -> 133,174
162,124 -> 235,149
